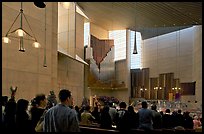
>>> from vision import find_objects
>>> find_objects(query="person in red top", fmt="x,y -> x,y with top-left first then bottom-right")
193,115 -> 201,129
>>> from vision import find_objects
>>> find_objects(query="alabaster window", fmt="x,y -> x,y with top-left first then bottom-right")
130,31 -> 142,69
109,30 -> 126,61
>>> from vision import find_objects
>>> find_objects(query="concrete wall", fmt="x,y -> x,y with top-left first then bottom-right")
58,2 -> 76,57
90,23 -> 109,39
142,26 -> 202,107
57,53 -> 84,106
2,2 -> 58,101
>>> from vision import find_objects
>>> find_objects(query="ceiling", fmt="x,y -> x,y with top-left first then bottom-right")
77,2 -> 202,39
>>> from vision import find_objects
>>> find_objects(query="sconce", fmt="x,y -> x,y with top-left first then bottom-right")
2,2 -> 41,52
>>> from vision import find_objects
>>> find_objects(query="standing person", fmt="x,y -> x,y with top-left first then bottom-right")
91,106 -> 100,123
126,105 -> 139,130
183,111 -> 193,129
151,105 -> 162,129
80,105 -> 95,126
30,94 -> 47,132
174,109 -> 184,127
162,109 -> 174,129
47,90 -> 57,109
108,102 -> 117,125
4,98 -> 17,131
138,101 -> 153,131
100,105 -> 112,129
115,101 -> 128,132
15,99 -> 32,132
74,105 -> 81,122
193,115 -> 201,129
43,89 -> 80,132
1,96 -> 8,128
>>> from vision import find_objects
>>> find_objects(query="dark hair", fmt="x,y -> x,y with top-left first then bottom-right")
128,105 -> 134,113
16,99 -> 29,112
178,109 -> 182,114
1,96 -> 8,106
85,105 -> 90,111
119,101 -> 127,109
151,105 -> 157,110
165,109 -> 170,113
142,101 -> 148,108
58,89 -> 71,102
35,94 -> 46,105
102,105 -> 109,113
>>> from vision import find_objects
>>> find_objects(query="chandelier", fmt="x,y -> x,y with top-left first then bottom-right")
2,2 -> 41,52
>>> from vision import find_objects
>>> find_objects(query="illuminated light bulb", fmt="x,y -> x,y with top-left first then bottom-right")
32,41 -> 41,48
15,29 -> 26,37
2,37 -> 11,43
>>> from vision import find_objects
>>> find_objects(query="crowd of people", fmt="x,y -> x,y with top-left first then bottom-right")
1,89 -> 202,132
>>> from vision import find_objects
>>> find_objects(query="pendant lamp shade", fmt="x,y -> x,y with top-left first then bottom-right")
133,31 -> 138,54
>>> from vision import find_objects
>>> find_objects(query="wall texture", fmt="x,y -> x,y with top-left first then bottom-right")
2,2 -> 58,101
142,26 -> 202,108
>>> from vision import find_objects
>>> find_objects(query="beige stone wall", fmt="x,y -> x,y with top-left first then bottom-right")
115,60 -> 129,103
2,2 -> 58,101
76,13 -> 85,59
142,26 -> 202,106
193,25 -> 202,109
58,2 -> 76,57
57,53 -> 84,106
56,7 -> 85,106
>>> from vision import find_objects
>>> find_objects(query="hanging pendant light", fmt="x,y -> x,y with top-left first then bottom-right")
2,2 -> 41,52
133,31 -> 138,54
43,4 -> 47,67
133,2 -> 138,54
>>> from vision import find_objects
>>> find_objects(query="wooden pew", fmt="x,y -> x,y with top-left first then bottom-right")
79,126 -> 119,133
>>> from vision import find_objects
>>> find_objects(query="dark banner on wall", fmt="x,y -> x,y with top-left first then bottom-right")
181,82 -> 196,95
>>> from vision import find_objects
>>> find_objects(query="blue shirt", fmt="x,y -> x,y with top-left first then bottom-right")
138,108 -> 153,130
43,103 -> 80,132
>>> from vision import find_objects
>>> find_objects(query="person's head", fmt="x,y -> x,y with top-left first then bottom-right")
108,102 -> 113,107
58,89 -> 72,106
85,105 -> 91,111
160,111 -> 163,115
128,105 -> 134,113
178,109 -> 182,114
35,94 -> 47,108
151,105 -> 157,111
102,105 -> 109,113
16,99 -> 29,112
119,101 -> 127,109
165,109 -> 170,114
142,101 -> 148,108
1,96 -> 8,106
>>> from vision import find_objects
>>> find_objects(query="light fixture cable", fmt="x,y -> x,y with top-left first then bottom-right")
43,4 -> 47,67
133,2 -> 138,54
